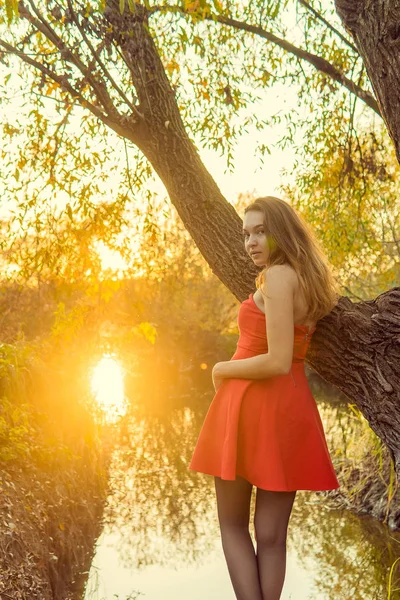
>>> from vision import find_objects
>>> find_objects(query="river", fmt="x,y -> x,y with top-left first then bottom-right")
83,356 -> 400,600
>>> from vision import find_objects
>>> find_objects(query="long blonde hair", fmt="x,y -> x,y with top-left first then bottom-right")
244,196 -> 340,322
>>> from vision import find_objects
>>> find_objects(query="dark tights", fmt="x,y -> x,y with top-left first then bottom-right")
214,475 -> 296,600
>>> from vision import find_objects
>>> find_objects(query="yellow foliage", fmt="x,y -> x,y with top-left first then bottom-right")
131,321 -> 157,345
184,0 -> 200,13
165,60 -> 180,75
45,82 -> 60,96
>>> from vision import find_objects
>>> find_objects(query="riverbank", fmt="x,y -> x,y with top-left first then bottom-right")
313,396 -> 400,531
327,439 -> 400,530
0,340 -> 115,599
0,451 -> 110,599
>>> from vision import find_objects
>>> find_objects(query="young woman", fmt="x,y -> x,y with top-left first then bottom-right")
189,196 -> 340,600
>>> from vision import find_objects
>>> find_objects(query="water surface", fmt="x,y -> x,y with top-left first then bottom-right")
84,360 -> 400,600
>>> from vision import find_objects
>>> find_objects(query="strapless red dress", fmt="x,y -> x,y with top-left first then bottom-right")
189,293 -> 340,491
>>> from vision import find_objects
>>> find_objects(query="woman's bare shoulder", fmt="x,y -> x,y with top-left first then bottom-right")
263,264 -> 298,287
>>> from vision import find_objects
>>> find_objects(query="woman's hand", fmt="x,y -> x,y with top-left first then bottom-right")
212,362 -> 225,392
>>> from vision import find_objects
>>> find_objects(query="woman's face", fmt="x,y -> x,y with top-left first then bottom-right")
243,210 -> 269,266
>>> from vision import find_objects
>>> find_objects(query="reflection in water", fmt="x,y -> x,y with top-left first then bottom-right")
91,355 -> 128,423
84,378 -> 400,600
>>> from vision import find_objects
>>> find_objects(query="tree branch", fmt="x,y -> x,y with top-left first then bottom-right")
217,13 -> 381,116
0,38 -> 135,139
297,0 -> 359,54
149,4 -> 381,117
65,0 -> 143,119
21,0 -> 117,116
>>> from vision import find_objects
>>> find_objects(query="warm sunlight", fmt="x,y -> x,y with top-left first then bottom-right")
95,241 -> 129,274
91,355 -> 127,423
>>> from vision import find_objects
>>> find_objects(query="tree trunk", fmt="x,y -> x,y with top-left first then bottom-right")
104,0 -> 256,299
333,0 -> 400,468
307,287 -> 400,471
335,0 -> 400,162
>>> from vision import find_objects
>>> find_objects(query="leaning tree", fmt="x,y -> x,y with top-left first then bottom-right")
0,1 -> 399,469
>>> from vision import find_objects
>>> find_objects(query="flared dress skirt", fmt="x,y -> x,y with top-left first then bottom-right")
189,294 -> 340,492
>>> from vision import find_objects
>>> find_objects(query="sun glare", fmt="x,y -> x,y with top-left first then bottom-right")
91,355 -> 127,422
96,241 -> 129,273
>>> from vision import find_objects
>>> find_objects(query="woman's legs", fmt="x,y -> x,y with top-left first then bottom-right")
253,489 -> 296,600
214,475 -> 263,600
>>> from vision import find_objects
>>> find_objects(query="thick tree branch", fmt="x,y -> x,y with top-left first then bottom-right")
219,14 -> 381,115
149,4 -> 381,117
334,0 -> 400,162
102,0 -> 250,297
216,15 -> 380,117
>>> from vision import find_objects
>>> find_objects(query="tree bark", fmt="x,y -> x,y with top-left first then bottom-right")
307,287 -> 400,472
335,0 -> 400,161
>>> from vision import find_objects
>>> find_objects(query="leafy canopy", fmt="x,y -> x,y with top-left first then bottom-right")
0,0 -> 398,296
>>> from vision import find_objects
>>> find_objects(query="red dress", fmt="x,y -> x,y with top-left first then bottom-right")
189,293 -> 340,491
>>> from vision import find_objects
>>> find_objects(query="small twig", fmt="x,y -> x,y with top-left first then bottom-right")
123,138 -> 137,198
297,0 -> 359,54
66,0 -> 143,119
23,0 -> 117,116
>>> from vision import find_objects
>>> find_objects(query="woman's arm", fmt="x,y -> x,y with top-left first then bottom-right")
213,265 -> 296,385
